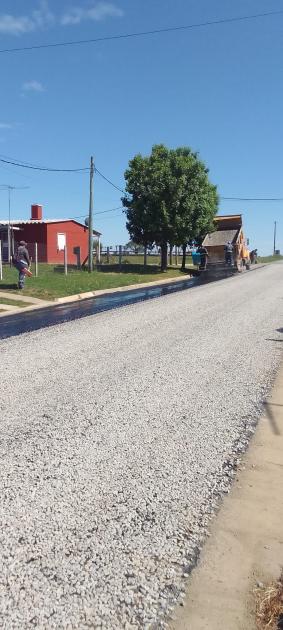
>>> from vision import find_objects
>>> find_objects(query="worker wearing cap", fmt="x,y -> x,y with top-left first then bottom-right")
197,244 -> 209,270
13,240 -> 31,289
225,241 -> 234,266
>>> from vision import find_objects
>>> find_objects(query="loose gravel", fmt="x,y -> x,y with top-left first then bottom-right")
0,263 -> 283,629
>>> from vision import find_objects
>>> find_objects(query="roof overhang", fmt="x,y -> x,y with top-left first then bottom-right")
0,224 -> 21,231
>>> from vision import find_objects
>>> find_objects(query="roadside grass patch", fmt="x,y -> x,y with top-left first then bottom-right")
0,298 -> 32,308
0,263 -> 191,300
255,572 -> 283,629
258,255 -> 283,264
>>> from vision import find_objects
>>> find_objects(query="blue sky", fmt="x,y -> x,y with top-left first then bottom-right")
0,0 -> 282,253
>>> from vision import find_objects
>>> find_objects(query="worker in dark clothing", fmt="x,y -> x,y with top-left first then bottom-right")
224,241 -> 234,266
250,249 -> 258,264
13,240 -> 31,289
197,245 -> 209,270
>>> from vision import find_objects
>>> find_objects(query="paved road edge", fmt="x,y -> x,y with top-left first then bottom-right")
169,359 -> 283,630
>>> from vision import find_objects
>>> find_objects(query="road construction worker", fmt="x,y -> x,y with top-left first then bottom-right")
225,241 -> 234,266
13,241 -> 32,289
250,249 -> 258,264
197,245 -> 209,270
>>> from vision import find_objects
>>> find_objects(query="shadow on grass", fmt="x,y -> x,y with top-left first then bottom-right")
96,264 -> 192,275
0,282 -> 19,290
53,265 -> 84,274
52,263 -> 194,276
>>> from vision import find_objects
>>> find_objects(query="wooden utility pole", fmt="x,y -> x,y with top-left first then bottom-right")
88,156 -> 94,272
35,242 -> 38,277
0,184 -> 29,264
0,240 -> 2,280
64,245 -> 68,275
273,220 -> 277,255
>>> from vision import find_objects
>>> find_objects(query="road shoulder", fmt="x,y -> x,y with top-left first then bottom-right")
170,363 -> 283,630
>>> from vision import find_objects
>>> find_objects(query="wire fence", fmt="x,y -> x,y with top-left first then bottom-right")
0,240 -> 193,281
99,247 -> 193,267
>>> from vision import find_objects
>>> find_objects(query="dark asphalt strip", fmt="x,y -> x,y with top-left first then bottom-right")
0,278 -> 197,340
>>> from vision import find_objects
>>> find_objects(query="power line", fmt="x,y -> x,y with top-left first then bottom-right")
97,212 -> 124,221
221,197 -> 283,201
0,9 -> 282,55
1,155 -> 282,203
71,206 -> 124,219
95,168 -> 126,194
0,157 -> 89,173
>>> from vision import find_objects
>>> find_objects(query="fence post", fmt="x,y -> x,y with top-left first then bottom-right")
97,236 -> 101,264
35,242 -> 38,277
175,246 -> 178,266
0,240 -> 2,281
64,245 -> 68,275
119,245 -> 122,270
107,247 -> 110,264
144,246 -> 147,267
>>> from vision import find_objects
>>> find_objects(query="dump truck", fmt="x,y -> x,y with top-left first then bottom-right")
199,214 -> 250,280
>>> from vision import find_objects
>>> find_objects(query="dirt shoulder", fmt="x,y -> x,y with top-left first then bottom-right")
170,364 -> 283,630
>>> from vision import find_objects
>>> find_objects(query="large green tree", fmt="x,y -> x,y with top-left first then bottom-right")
122,144 -> 218,271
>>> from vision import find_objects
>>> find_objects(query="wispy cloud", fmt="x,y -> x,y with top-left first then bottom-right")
0,123 -> 13,129
0,1 -> 54,35
22,80 -> 45,93
0,1 -> 123,35
61,3 -> 124,26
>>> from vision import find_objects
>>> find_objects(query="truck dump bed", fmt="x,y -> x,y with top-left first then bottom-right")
201,214 -> 249,281
203,215 -> 242,263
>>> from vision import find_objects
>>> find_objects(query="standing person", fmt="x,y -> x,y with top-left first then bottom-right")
197,245 -> 209,270
224,241 -> 234,266
13,240 -> 32,289
250,249 -> 258,264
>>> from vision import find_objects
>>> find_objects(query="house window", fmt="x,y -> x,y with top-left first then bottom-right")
57,233 -> 66,251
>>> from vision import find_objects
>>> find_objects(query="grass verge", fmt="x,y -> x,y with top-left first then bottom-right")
0,263 -> 192,301
0,297 -> 32,308
258,255 -> 283,264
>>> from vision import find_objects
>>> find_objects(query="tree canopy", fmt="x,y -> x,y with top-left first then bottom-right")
122,144 -> 219,269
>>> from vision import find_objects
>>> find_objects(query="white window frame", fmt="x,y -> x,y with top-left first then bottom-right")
57,233 -> 66,251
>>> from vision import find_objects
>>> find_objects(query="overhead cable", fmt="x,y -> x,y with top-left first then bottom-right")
0,9 -> 282,55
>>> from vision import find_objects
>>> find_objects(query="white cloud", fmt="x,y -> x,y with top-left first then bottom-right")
32,0 -> 54,28
22,80 -> 45,93
0,1 -> 54,36
61,2 -> 123,26
0,15 -> 34,35
0,1 -> 123,36
0,123 -> 13,129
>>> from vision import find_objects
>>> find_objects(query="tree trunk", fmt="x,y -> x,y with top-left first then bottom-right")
181,244 -> 186,270
143,245 -> 147,268
160,242 -> 168,271
169,244 -> 173,266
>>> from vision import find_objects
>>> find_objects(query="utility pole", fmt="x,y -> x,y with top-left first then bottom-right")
8,186 -> 11,264
273,220 -> 277,256
0,184 -> 29,263
88,156 -> 94,272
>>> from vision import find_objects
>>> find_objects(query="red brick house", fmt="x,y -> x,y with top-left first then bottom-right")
0,205 -> 101,265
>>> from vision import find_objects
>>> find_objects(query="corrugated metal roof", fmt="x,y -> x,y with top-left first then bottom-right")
0,219 -> 101,235
0,219 -> 77,224
215,215 -> 242,221
203,229 -> 238,247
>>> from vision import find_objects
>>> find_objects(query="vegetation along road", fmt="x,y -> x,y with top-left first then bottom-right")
0,263 -> 282,629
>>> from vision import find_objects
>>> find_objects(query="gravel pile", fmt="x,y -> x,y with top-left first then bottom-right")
0,264 -> 282,629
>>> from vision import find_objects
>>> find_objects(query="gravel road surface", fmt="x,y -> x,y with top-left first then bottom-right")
0,264 -> 282,629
